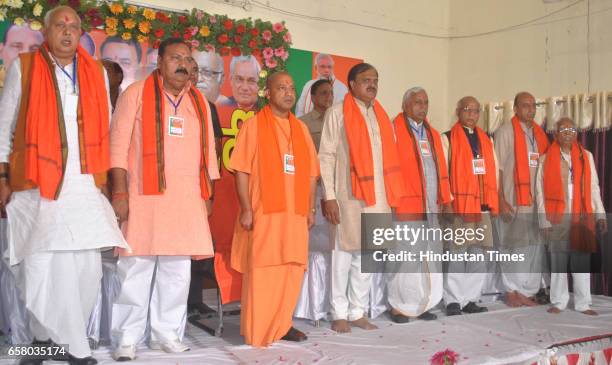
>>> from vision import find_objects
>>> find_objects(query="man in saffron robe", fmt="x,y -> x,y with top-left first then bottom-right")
230,71 -> 319,347
109,38 -> 219,360
535,117 -> 606,315
495,92 -> 550,307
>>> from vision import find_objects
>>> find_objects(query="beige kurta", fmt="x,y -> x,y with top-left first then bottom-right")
535,149 -> 605,251
319,98 -> 391,251
300,108 -> 324,151
493,120 -> 543,247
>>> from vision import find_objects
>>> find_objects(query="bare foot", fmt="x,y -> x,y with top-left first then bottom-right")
504,291 -> 522,307
547,307 -> 561,314
581,309 -> 598,316
331,319 -> 351,333
349,317 -> 378,330
517,292 -> 538,307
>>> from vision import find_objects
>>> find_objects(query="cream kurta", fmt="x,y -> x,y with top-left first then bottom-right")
110,79 -> 219,257
494,120 -> 542,247
535,150 -> 605,250
319,98 -> 391,251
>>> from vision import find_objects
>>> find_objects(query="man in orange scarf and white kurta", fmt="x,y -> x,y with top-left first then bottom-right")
535,117 -> 606,315
0,6 -> 129,365
386,87 -> 450,323
230,71 -> 319,346
319,63 -> 406,333
109,38 -> 219,360
442,96 -> 498,316
494,92 -> 550,307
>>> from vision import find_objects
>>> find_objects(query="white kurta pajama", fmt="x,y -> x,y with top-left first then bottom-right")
535,150 -> 605,311
0,59 -> 129,358
494,121 -> 546,297
386,118 -> 443,317
319,99 -> 390,322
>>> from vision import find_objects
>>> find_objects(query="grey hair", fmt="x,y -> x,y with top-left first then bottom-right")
43,5 -> 81,28
229,55 -> 261,78
402,87 -> 426,108
315,53 -> 334,66
555,117 -> 575,129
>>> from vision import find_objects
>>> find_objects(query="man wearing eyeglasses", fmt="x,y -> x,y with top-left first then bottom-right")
441,96 -> 497,316
192,49 -> 229,105
535,117 -> 606,315
221,55 -> 260,111
495,92 -> 550,308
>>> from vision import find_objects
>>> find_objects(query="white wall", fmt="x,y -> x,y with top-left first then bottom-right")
139,0 -> 452,126
141,0 -> 611,131
447,0 -> 612,130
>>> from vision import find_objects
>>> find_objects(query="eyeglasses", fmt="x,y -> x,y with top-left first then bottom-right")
460,107 -> 481,113
559,127 -> 577,134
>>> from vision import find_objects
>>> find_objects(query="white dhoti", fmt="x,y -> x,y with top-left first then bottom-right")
386,235 -> 443,317
443,246 -> 487,307
500,244 -> 546,297
17,250 -> 101,358
111,256 -> 190,346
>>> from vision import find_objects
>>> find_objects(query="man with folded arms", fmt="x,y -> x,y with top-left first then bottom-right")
386,87 -> 450,322
319,63 -> 405,333
535,117 -> 606,315
230,71 -> 319,346
109,38 -> 219,360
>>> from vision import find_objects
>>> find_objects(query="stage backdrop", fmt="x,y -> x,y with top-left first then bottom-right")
0,20 -> 361,303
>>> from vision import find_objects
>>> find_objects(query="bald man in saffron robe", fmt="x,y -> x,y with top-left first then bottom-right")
230,71 -> 319,347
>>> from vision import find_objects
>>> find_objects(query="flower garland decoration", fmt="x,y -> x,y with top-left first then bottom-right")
0,0 -> 292,101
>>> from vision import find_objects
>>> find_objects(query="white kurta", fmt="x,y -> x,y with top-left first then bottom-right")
0,57 -> 129,357
535,150 -> 605,311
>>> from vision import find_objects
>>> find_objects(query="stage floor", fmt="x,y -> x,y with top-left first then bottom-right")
1,295 -> 611,365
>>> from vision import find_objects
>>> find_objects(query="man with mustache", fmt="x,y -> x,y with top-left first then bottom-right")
535,117 -> 606,316
0,6 -> 129,365
230,71 -> 319,346
319,63 -> 405,333
495,92 -> 550,307
109,38 -> 219,360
